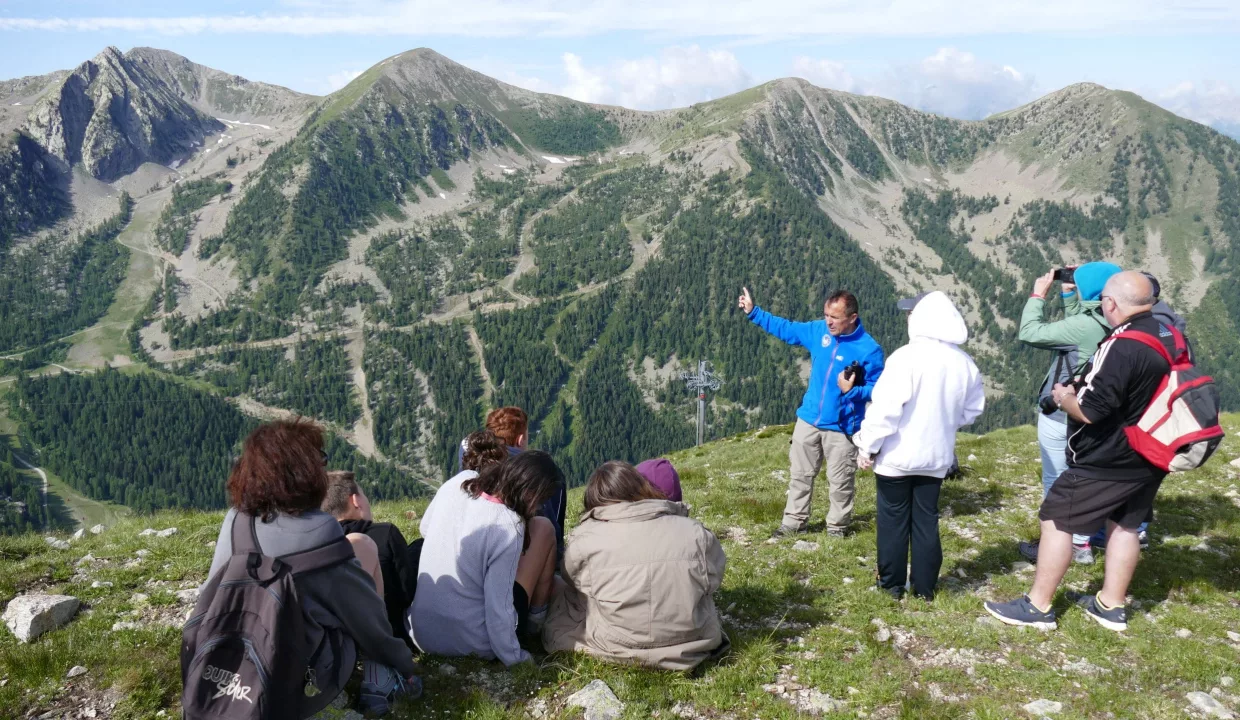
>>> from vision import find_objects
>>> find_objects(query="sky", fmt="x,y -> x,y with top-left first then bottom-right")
1,1 -> 1238,136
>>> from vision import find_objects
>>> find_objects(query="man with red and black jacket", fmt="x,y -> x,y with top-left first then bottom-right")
986,272 -> 1174,633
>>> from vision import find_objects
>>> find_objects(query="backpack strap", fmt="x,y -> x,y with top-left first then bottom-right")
278,535 -> 356,577
1111,328 -> 1173,364
231,511 -> 260,555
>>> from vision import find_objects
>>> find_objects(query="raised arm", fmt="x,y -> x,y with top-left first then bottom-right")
740,287 -> 816,347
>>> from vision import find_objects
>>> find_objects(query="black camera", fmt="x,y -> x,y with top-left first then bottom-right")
843,361 -> 866,385
1038,395 -> 1060,415
1053,267 -> 1076,283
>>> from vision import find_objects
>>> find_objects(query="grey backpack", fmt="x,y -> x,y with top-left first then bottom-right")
181,513 -> 355,719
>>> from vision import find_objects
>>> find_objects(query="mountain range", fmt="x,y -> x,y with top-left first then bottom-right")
2,45 -> 1238,520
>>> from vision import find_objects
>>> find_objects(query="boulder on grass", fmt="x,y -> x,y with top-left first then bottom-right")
2,594 -> 80,643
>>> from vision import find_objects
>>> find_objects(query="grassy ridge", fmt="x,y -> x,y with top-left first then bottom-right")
1,416 -> 1237,718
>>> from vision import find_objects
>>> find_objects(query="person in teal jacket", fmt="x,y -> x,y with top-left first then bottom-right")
738,287 -> 885,538
1016,261 -> 1120,566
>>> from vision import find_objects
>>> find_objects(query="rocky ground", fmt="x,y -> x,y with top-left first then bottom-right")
1,416 -> 1238,719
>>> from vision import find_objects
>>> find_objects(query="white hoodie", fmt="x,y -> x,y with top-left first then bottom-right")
853,291 -> 985,478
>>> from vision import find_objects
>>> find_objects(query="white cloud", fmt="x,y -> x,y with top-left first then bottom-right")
543,46 -> 753,110
1155,81 -> 1240,137
793,48 -> 1037,120
323,69 -> 363,93
4,1 -> 1238,37
874,47 -> 1039,119
791,57 -> 856,93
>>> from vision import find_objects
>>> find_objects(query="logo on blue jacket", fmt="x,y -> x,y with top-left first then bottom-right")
821,335 -> 830,347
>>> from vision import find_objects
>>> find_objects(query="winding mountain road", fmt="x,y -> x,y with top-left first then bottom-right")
12,453 -> 48,517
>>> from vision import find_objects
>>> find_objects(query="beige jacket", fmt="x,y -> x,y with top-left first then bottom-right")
541,499 -> 727,671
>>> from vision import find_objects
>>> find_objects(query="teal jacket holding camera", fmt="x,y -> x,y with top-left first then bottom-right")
747,307 -> 885,434
1018,262 -> 1120,413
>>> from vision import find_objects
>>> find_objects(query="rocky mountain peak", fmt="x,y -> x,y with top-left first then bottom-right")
22,46 -> 223,181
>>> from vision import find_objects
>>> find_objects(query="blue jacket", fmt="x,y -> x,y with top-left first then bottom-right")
748,306 -> 885,434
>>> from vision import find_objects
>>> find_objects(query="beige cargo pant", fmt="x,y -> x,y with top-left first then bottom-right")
783,418 -> 858,531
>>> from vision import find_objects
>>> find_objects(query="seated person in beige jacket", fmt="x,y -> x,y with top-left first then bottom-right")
542,461 -> 728,671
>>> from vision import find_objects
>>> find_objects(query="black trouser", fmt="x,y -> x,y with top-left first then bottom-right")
875,474 -> 943,599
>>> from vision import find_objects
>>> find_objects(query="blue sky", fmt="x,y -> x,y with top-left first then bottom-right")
2,1 -> 1238,133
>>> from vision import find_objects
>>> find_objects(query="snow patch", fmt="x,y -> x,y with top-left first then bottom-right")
541,156 -> 566,164
438,192 -> 447,199
923,177 -> 933,183
11,102 -> 20,106
216,118 -> 272,130
169,159 -> 182,170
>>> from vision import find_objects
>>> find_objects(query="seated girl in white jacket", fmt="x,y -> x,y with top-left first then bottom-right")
853,291 -> 985,600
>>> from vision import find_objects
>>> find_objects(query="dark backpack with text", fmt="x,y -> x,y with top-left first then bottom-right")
181,514 -> 355,719
1112,324 -> 1224,472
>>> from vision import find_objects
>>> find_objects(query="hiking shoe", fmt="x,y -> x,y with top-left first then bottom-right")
826,527 -> 848,539
1018,540 -> 1040,563
1138,529 -> 1150,550
770,524 -> 808,539
360,666 -> 423,715
1072,544 -> 1095,565
983,595 -> 1057,630
1077,593 -> 1128,632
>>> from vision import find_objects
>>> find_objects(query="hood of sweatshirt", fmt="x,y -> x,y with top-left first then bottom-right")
907,291 -> 968,345
581,498 -> 688,524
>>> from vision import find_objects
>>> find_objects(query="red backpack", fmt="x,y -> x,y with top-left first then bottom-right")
1112,324 -> 1224,472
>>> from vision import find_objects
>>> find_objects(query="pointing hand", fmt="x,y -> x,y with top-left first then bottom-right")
738,287 -> 754,314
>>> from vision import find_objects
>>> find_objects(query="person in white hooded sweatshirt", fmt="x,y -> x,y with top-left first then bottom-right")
853,291 -> 985,600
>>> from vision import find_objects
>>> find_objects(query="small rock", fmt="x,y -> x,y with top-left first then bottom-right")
44,537 -> 70,550
2,594 -> 81,643
976,616 -> 1003,628
1012,561 -> 1034,573
206,541 -> 217,548
803,690 -> 847,713
1186,691 -> 1235,718
1222,677 -> 1235,688
72,529 -> 85,540
66,665 -> 87,678
955,568 -> 967,578
437,664 -> 456,676
138,528 -> 156,537
155,527 -> 178,538
135,549 -> 150,558
843,577 -> 855,584
1024,699 -> 1063,715
792,540 -> 820,552
1227,631 -> 1240,643
175,588 -> 200,604
1176,628 -> 1193,639
76,554 -> 95,566
967,454 -> 978,461
89,524 -> 105,535
90,581 -> 112,589
566,679 -> 625,720
875,627 -> 892,643
1229,457 -> 1240,469
111,621 -> 139,631
131,593 -> 149,606
764,538 -> 778,545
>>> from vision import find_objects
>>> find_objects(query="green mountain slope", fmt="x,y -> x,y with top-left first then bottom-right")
2,47 -> 1239,514
1,416 -> 1237,718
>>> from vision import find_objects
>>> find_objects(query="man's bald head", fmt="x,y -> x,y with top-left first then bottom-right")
1101,271 -> 1155,325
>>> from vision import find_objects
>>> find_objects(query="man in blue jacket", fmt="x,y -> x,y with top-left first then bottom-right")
739,287 -> 885,538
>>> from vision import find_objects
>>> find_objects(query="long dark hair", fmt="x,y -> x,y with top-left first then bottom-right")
584,461 -> 666,519
462,450 -> 561,523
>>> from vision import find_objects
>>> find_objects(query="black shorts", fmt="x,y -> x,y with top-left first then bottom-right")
1039,471 -> 1163,535
512,582 -> 530,636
